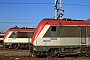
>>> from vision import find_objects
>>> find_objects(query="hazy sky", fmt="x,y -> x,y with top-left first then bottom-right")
0,0 -> 90,32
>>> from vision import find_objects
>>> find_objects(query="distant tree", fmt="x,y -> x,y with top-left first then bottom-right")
1,31 -> 3,34
4,32 -> 5,34
86,19 -> 90,21
1,31 -> 5,34
87,19 -> 90,20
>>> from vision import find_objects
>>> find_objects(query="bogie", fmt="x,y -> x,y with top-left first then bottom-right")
30,47 -> 90,57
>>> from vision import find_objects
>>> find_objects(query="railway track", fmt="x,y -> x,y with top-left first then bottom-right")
0,45 -> 9,50
0,45 -> 90,60
0,44 -> 29,50
0,47 -> 90,60
0,47 -> 89,58
0,56 -> 90,60
0,46 -> 18,51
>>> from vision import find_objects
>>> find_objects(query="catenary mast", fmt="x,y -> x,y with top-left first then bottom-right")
54,0 -> 64,19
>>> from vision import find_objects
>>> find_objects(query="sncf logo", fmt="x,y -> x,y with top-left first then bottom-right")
43,40 -> 51,42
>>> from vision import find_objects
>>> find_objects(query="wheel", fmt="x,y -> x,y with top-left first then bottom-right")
7,45 -> 12,49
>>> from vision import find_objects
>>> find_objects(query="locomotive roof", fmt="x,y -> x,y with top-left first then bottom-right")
8,27 -> 35,32
40,19 -> 90,25
43,18 -> 84,21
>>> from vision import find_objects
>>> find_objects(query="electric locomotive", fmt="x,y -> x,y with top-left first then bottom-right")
4,26 -> 35,49
30,18 -> 90,57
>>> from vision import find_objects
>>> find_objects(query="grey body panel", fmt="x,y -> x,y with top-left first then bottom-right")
34,26 -> 90,51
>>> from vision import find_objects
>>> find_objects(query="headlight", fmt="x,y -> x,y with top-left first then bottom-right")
33,47 -> 36,50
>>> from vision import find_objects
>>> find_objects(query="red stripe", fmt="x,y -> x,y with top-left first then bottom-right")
4,29 -> 10,40
45,20 -> 90,25
31,20 -> 48,43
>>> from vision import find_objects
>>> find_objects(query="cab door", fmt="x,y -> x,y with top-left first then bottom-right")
80,26 -> 87,44
51,26 -> 57,39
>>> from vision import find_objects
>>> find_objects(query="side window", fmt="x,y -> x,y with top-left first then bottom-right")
29,32 -> 34,38
9,32 -> 17,38
61,26 -> 79,37
17,32 -> 28,38
51,26 -> 57,37
51,26 -> 56,31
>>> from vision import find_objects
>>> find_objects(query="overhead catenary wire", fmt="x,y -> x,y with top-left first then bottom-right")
0,2 -> 90,6
0,22 -> 38,24
63,3 -> 90,6
0,19 -> 41,20
0,2 -> 54,4
0,19 -> 41,24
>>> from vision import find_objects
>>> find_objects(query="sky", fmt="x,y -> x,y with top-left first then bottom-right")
0,0 -> 90,32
